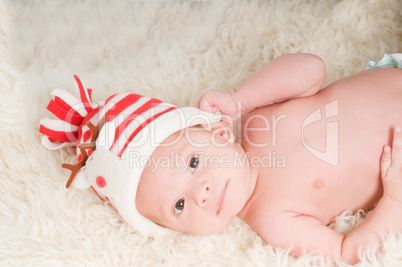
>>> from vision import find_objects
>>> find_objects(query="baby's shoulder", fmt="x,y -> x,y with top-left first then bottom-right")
239,104 -> 279,132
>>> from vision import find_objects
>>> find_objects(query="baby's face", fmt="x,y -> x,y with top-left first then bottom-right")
136,125 -> 253,235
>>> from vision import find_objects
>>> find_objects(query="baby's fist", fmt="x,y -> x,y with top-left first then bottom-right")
195,90 -> 239,126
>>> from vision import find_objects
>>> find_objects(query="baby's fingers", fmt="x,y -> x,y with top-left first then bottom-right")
391,127 -> 402,168
381,145 -> 392,179
195,91 -> 219,113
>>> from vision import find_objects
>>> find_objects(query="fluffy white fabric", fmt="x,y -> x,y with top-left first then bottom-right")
1,0 -> 401,266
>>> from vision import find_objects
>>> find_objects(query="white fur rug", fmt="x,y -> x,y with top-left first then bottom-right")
1,0 -> 401,266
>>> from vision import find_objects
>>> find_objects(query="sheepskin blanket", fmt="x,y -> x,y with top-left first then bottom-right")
1,0 -> 401,266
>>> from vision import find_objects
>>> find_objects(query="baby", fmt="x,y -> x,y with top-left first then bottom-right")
136,53 -> 402,264
40,53 -> 402,265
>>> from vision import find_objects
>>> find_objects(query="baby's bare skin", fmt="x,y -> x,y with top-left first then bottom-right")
237,68 -> 402,263
240,68 -> 402,220
138,54 -> 402,264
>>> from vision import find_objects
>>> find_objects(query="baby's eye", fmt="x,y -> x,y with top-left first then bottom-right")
189,155 -> 199,173
175,198 -> 185,215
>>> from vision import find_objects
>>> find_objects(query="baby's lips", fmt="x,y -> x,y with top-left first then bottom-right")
215,182 -> 228,215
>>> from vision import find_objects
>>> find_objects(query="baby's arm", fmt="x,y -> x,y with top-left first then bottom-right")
255,128 -> 402,265
230,53 -> 326,112
196,53 -> 325,124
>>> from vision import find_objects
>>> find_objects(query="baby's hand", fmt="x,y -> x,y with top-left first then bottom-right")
380,127 -> 402,204
195,90 -> 240,125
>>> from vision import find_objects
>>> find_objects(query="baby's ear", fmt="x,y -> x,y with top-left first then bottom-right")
200,121 -> 235,144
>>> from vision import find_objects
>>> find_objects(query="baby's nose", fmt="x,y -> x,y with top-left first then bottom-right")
195,181 -> 212,207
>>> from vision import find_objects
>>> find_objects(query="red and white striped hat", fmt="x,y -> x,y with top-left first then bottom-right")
40,75 -> 221,236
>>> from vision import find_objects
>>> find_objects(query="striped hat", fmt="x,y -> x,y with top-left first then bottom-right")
39,75 -> 221,236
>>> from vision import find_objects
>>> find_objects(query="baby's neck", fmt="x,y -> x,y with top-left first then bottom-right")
236,157 -> 259,220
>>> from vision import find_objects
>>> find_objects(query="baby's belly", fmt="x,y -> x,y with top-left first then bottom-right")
288,155 -> 382,225
255,142 -> 384,225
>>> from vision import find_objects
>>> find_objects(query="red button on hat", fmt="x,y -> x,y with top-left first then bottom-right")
96,176 -> 106,188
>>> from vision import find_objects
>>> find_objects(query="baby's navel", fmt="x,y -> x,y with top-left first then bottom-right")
313,179 -> 325,189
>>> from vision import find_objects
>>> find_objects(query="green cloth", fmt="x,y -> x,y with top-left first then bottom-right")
366,53 -> 402,69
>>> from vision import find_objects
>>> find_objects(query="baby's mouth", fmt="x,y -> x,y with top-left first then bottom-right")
215,182 -> 228,215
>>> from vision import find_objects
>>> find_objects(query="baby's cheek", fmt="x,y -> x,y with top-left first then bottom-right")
182,212 -> 219,235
